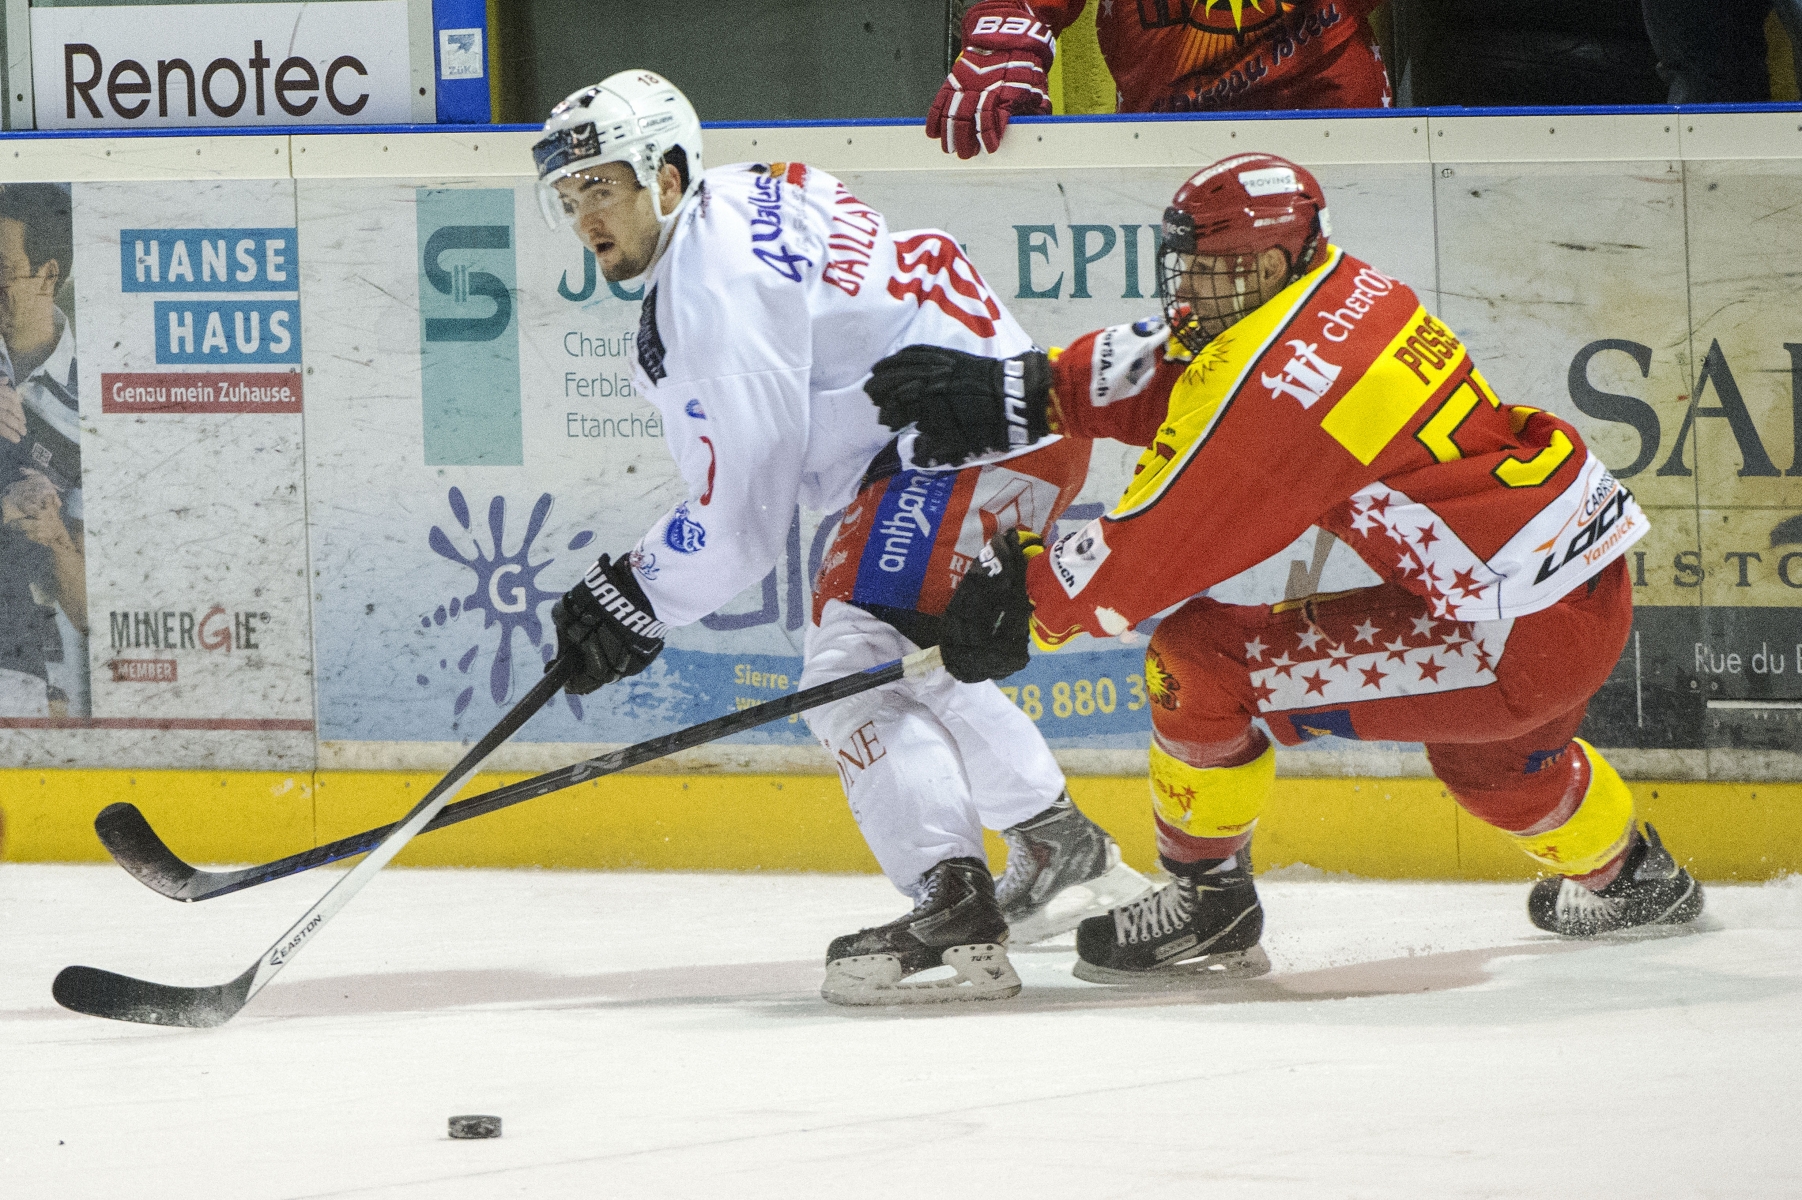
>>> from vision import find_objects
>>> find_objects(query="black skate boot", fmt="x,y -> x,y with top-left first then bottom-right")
822,856 -> 1021,1006
1072,849 -> 1269,985
1528,822 -> 1704,937
995,792 -> 1152,944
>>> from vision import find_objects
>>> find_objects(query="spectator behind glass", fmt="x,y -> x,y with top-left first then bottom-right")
0,183 -> 86,719
1643,0 -> 1802,101
930,0 -> 1392,159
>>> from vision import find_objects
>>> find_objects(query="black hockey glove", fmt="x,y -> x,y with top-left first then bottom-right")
939,529 -> 1044,683
865,345 -> 1053,468
549,554 -> 667,695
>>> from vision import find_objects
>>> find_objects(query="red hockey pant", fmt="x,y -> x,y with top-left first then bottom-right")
1145,558 -> 1633,866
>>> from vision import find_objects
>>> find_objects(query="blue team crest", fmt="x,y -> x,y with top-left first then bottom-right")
685,398 -> 706,419
665,503 -> 707,553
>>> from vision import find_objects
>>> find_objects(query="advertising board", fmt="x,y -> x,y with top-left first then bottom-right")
30,1 -> 414,130
0,119 -> 1792,780
0,177 -> 314,767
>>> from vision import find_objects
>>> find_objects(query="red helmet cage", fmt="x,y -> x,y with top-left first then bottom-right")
1159,154 -> 1331,351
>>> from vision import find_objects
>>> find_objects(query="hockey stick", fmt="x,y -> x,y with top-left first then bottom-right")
57,647 -> 944,1027
52,655 -> 576,1030
96,646 -> 942,905
53,657 -> 576,1028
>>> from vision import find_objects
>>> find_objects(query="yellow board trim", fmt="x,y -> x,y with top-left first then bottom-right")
2,768 -> 1797,882
1322,305 -> 1467,465
1148,741 -> 1275,839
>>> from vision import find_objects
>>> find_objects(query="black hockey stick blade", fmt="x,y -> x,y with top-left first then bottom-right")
53,962 -> 255,1029
96,646 -> 944,903
54,661 -> 574,1027
94,802 -> 203,900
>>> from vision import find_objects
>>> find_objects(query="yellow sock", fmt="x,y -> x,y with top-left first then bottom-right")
1510,739 -> 1635,876
1149,740 -> 1275,840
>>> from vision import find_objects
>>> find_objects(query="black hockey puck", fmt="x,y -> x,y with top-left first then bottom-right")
448,1114 -> 502,1139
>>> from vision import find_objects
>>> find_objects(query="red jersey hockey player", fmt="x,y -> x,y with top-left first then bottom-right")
866,153 -> 1703,985
929,0 -> 1390,159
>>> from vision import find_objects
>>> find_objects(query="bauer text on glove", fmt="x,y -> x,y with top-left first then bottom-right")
551,554 -> 666,695
865,345 -> 1053,468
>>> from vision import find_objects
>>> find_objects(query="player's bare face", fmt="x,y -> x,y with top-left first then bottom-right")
1170,246 -> 1291,340
555,167 -> 663,281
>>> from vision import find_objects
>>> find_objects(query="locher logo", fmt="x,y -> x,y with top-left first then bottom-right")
1261,339 -> 1342,408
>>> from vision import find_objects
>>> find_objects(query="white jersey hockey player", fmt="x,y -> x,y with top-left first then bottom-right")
532,71 -> 1148,1004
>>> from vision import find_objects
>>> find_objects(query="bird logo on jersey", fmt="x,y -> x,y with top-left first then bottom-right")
1138,0 -> 1290,36
1144,649 -> 1181,710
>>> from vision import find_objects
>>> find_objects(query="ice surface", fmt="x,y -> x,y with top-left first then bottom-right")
3,864 -> 1798,1198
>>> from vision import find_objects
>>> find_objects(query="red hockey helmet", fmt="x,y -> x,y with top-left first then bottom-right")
1158,153 -> 1331,353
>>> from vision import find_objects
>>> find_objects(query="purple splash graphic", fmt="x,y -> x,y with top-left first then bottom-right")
420,487 -> 592,723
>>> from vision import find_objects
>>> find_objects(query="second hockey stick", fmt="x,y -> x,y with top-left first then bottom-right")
95,646 -> 945,904
52,658 -> 576,1028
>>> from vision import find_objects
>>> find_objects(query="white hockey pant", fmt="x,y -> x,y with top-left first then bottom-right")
802,599 -> 1066,899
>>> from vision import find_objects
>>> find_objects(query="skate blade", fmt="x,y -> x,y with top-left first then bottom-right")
1008,859 -> 1156,945
1071,944 -> 1272,988
821,943 -> 1022,1007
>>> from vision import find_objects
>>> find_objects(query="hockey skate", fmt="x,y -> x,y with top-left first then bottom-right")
1528,822 -> 1704,937
995,792 -> 1152,944
822,856 -> 1022,1006
1072,850 -> 1269,985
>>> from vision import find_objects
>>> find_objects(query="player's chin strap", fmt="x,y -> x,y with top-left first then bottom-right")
639,176 -> 700,280
1287,217 -> 1326,288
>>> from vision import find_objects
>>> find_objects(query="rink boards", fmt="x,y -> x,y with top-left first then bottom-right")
0,110 -> 1797,872
2,765 -> 1799,881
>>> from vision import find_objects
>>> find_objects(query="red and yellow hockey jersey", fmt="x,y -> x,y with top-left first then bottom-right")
1037,0 -> 1390,113
1029,245 -> 1647,645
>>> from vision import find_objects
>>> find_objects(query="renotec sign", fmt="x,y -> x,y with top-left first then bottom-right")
31,2 -> 412,129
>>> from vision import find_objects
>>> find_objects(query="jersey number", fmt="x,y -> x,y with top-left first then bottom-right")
1414,374 -> 1574,488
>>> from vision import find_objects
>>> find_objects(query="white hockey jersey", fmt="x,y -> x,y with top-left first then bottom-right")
624,161 -> 1035,627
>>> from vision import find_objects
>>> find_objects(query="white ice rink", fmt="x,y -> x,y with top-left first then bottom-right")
4,862 -> 1799,1198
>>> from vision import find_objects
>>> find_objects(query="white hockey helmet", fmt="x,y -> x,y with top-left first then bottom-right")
532,69 -> 704,230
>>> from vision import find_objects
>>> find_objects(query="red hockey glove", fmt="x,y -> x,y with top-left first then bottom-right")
928,0 -> 1056,160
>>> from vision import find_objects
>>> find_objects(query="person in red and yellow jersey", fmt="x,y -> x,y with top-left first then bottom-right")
864,153 -> 1704,986
928,0 -> 1391,159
